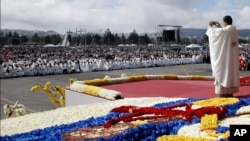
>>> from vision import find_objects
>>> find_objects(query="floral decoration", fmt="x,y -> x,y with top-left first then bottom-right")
163,74 -> 178,80
200,114 -> 218,130
192,98 -> 239,107
1,98 -> 250,141
157,135 -> 214,141
70,82 -> 123,100
240,76 -> 250,85
83,79 -> 109,86
127,75 -> 148,82
84,85 -> 102,96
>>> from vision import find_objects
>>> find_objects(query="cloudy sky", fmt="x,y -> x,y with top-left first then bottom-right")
2,0 -> 250,34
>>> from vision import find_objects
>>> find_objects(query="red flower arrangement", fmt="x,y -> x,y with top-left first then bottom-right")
104,104 -> 227,128
240,76 -> 250,86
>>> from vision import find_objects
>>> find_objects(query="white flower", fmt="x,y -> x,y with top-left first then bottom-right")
104,75 -> 111,79
98,89 -> 123,100
70,83 -> 86,92
146,74 -> 165,80
121,73 -> 127,78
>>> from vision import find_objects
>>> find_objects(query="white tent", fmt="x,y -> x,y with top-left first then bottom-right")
44,44 -> 56,48
117,44 -> 125,47
185,44 -> 201,49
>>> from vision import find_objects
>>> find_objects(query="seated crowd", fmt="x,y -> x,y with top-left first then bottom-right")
0,45 -> 248,78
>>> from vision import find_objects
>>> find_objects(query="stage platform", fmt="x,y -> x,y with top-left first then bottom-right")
103,80 -> 250,98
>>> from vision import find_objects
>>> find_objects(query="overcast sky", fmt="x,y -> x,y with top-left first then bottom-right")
2,0 -> 250,34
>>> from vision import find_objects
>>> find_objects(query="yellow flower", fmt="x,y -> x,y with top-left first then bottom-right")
157,135 -> 214,141
191,75 -> 206,80
83,79 -> 109,86
133,120 -> 148,126
205,130 -> 230,139
127,75 -> 148,82
163,74 -> 178,80
201,114 -> 218,130
193,98 -> 239,107
84,85 -> 102,96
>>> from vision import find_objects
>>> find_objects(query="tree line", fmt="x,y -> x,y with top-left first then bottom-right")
68,29 -> 152,46
1,28 -> 248,47
0,29 -> 152,47
0,32 -> 62,46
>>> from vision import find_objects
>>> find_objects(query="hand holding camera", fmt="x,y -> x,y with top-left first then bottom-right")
209,21 -> 221,28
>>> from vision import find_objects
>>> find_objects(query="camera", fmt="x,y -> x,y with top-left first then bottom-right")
211,21 -> 216,25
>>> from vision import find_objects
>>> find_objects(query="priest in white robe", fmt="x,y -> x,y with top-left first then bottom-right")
206,15 -> 240,97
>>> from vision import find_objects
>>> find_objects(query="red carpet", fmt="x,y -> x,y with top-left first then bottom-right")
103,80 -> 250,98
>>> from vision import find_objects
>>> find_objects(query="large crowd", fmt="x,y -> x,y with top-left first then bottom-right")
0,45 -> 249,79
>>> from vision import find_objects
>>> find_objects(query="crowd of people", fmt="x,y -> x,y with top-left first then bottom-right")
0,45 -> 249,79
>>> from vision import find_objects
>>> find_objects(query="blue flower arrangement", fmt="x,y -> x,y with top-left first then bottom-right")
223,98 -> 250,116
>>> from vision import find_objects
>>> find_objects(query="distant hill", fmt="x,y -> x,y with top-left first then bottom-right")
181,28 -> 206,38
237,29 -> 250,38
181,28 -> 250,38
1,28 -> 249,38
1,29 -> 59,37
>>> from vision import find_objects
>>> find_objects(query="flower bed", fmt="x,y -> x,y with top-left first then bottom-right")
1,97 -> 250,141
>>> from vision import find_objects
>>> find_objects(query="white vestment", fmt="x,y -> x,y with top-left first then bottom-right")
206,25 -> 240,94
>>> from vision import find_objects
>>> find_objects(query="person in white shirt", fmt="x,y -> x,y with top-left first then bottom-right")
206,15 -> 240,97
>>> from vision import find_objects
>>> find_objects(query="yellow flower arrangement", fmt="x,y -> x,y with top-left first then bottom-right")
157,135 -> 214,141
127,75 -> 148,82
204,130 -> 230,139
200,114 -> 218,130
191,75 -> 207,80
108,77 -> 128,84
163,74 -> 179,80
83,85 -> 102,96
83,79 -> 109,86
193,98 -> 239,107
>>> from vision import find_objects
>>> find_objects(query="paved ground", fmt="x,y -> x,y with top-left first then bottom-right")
1,63 -> 249,119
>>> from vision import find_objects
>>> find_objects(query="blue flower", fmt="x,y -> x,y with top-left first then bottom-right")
153,98 -> 203,108
216,126 -> 229,134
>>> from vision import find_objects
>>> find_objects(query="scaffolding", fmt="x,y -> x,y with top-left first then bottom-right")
155,25 -> 182,46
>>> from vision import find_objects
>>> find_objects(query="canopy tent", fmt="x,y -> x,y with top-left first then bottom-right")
185,44 -> 201,49
44,44 -> 56,48
117,44 -> 125,47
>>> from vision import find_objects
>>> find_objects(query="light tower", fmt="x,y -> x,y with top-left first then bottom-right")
66,29 -> 72,46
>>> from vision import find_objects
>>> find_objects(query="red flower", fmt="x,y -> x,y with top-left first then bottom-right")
104,104 -> 228,128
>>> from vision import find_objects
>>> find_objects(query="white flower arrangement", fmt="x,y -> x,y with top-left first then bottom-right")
70,81 -> 123,100
145,74 -> 165,80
